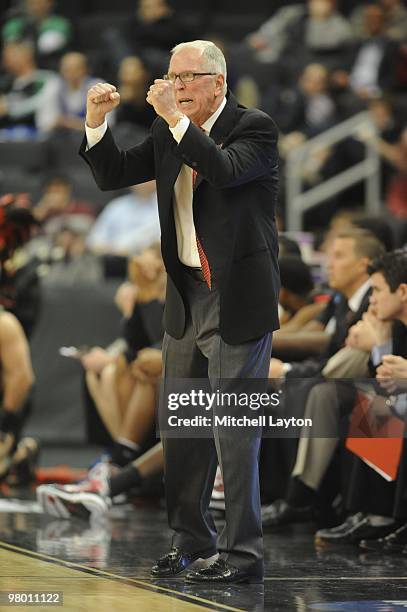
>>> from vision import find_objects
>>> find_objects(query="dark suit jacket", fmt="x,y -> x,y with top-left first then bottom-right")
80,92 -> 280,345
349,36 -> 399,93
286,289 -> 372,379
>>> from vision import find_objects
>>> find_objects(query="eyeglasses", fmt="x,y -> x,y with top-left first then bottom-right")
163,71 -> 217,84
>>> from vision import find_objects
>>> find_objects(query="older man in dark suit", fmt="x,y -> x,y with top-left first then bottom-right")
80,40 -> 279,584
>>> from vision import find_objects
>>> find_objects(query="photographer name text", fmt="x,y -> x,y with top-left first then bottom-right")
167,415 -> 312,428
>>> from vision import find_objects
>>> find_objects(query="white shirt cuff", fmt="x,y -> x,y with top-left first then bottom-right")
282,363 -> 293,375
85,119 -> 108,149
169,115 -> 190,143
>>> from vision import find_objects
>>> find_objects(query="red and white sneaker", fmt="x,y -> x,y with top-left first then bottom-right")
36,477 -> 111,521
86,460 -> 117,483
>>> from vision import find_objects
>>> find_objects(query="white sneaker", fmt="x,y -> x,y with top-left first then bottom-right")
37,480 -> 111,520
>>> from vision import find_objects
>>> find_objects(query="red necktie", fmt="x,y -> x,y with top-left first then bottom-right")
192,167 -> 212,290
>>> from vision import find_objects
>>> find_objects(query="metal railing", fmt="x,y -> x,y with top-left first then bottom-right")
285,111 -> 381,231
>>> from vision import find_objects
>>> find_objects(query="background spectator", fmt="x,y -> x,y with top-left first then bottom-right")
342,3 -> 398,99
86,181 -> 160,257
263,63 -> 337,137
0,40 -> 59,137
114,55 -> 156,131
2,0 -> 72,70
278,254 -> 320,327
350,0 -> 407,42
45,52 -> 102,133
28,174 -> 99,281
103,0 -> 197,76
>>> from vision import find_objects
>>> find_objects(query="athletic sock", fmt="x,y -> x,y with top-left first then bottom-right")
110,439 -> 141,467
108,464 -> 142,497
0,410 -> 22,438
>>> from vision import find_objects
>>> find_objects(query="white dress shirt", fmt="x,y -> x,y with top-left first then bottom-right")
86,190 -> 160,254
85,96 -> 227,267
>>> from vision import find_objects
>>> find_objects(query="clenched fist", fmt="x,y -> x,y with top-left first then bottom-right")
86,83 -> 121,128
146,79 -> 182,127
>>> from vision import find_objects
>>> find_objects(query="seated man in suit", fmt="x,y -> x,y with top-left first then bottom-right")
315,249 -> 407,546
264,228 -> 385,528
269,228 -> 385,382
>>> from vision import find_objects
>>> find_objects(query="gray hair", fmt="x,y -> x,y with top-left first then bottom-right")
170,40 -> 227,94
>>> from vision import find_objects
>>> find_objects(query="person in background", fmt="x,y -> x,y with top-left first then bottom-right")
0,40 -> 59,137
244,0 -> 352,75
350,0 -> 407,42
86,181 -> 160,257
45,52 -> 102,133
27,174 -> 97,280
37,440 -> 165,520
0,199 -> 37,483
278,254 -> 324,329
114,56 -> 156,131
263,63 -> 337,138
103,0 -> 197,76
81,245 -> 165,464
2,0 -> 72,70
0,193 -> 42,340
263,231 -> 386,531
269,229 -> 385,380
332,3 -> 398,100
36,245 -> 167,518
33,174 -> 95,226
315,249 -> 407,547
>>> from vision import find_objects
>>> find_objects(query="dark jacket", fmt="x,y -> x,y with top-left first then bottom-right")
80,92 -> 280,344
286,288 -> 372,379
123,299 -> 164,363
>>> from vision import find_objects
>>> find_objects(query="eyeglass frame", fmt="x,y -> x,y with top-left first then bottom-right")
163,71 -> 217,85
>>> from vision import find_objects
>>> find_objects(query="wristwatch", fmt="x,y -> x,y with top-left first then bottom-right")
385,395 -> 398,416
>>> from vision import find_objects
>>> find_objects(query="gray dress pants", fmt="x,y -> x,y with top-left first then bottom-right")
160,270 -> 272,571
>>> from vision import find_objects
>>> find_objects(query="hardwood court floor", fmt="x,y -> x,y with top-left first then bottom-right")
0,546 -> 211,612
1,491 -> 407,611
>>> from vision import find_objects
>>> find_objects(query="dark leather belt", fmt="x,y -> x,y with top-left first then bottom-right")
182,265 -> 205,282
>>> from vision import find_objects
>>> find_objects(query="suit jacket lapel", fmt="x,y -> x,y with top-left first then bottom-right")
193,91 -> 239,192
352,289 -> 372,325
210,91 -> 239,146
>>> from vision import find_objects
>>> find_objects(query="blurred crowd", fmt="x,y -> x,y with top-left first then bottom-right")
0,0 -> 406,562
0,0 -> 405,232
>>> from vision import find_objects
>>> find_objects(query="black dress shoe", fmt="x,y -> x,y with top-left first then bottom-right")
315,513 -> 397,546
185,559 -> 263,584
151,547 -> 217,578
360,523 -> 407,553
262,499 -> 314,530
